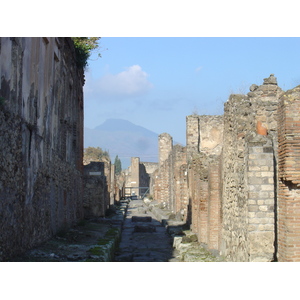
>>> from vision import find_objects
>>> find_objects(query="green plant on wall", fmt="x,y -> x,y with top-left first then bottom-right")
71,37 -> 101,69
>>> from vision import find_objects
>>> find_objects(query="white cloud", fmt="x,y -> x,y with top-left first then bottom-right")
195,66 -> 203,73
86,65 -> 153,99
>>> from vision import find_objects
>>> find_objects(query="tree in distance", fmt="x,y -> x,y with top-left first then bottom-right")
114,155 -> 122,175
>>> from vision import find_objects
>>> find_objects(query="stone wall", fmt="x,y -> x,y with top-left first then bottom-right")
83,162 -> 109,217
142,162 -> 158,175
220,75 -> 281,261
124,157 -> 150,197
0,37 -> 84,260
150,74 -> 300,262
151,134 -> 188,219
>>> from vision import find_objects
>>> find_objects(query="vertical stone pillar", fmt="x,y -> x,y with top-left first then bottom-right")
186,115 -> 200,160
83,162 -> 106,217
130,157 -> 140,196
159,133 -> 173,165
110,164 -> 115,205
104,162 -> 111,210
157,133 -> 172,205
247,136 -> 275,261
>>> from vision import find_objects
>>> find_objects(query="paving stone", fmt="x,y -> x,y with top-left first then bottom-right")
134,224 -> 156,233
114,200 -> 177,262
131,216 -> 152,222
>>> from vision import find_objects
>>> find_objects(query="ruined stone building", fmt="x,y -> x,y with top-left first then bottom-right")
151,74 -> 300,262
124,157 -> 154,197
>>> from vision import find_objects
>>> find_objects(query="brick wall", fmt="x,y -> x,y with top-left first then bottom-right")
277,86 -> 300,261
186,115 -> 223,250
151,134 -> 188,217
207,157 -> 222,250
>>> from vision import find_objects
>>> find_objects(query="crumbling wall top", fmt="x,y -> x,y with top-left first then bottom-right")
247,74 -> 283,100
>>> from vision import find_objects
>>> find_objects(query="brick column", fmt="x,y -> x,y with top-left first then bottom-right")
199,180 -> 209,244
208,158 -> 222,250
277,86 -> 300,261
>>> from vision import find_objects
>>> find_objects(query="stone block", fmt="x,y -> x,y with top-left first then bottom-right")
248,177 -> 263,185
258,224 -> 274,231
258,192 -> 270,199
248,199 -> 257,204
256,211 -> 267,218
173,236 -> 183,249
248,218 -> 261,224
248,231 -> 275,261
249,147 -> 263,154
248,166 -> 261,171
258,205 -> 268,212
134,224 -> 156,233
261,185 -> 274,191
248,224 -> 257,231
248,205 -> 258,212
131,216 -> 152,222
261,172 -> 273,177
248,212 -> 256,218
257,200 -> 265,205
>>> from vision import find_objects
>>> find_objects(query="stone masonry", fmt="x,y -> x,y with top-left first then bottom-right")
151,133 -> 188,219
83,162 -> 110,218
221,75 -> 282,261
0,37 -> 85,260
151,74 -> 300,261
124,157 -> 150,198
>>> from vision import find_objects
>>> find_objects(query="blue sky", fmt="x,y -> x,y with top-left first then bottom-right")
84,37 -> 300,145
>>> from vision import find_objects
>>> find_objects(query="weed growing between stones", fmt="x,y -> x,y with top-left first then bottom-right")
84,226 -> 121,262
88,246 -> 106,256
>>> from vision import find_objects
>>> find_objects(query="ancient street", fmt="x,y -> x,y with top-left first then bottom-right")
114,199 -> 177,262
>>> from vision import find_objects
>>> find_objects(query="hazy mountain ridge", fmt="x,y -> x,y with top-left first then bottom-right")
84,119 -> 160,169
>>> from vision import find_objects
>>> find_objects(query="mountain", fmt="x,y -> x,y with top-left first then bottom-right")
84,119 -> 159,169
